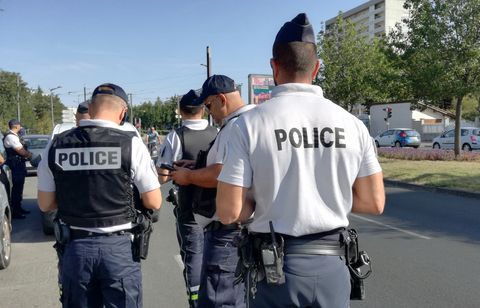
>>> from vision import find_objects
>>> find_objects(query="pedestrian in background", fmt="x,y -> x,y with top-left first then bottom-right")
217,13 -> 385,307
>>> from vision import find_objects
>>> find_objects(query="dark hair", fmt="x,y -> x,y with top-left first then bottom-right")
180,105 -> 203,115
272,42 -> 317,76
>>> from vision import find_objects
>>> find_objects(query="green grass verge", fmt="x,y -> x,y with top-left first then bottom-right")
379,158 -> 480,193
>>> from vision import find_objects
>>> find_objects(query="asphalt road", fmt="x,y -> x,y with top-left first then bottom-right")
1,178 -> 479,307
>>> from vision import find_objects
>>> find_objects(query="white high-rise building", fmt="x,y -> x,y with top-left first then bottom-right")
62,107 -> 76,123
325,0 -> 408,39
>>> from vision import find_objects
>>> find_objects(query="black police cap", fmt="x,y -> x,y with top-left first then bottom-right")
179,89 -> 201,108
195,75 -> 236,105
76,100 -> 90,114
274,13 -> 315,45
91,83 -> 128,104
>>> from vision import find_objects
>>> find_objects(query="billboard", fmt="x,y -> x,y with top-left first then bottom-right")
248,74 -> 274,105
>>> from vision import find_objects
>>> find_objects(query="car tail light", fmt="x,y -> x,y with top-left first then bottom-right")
471,135 -> 477,143
399,132 -> 407,138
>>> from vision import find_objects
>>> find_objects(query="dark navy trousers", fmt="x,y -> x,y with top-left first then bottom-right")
61,234 -> 142,308
198,227 -> 246,308
10,163 -> 26,214
248,253 -> 350,307
175,214 -> 204,307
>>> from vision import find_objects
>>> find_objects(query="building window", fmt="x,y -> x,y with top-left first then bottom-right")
375,2 -> 384,10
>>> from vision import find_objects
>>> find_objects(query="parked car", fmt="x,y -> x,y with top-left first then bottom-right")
374,128 -> 421,148
0,133 -> 12,270
432,127 -> 480,151
40,122 -> 159,235
23,134 -> 50,176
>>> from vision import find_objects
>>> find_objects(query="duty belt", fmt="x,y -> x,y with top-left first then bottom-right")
205,220 -> 240,231
70,229 -> 131,239
284,239 -> 345,256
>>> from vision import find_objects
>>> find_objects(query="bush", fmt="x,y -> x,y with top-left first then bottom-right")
377,148 -> 480,161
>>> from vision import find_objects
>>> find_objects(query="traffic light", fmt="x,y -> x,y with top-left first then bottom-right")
387,107 -> 392,119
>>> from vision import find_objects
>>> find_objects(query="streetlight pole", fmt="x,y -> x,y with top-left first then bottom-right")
49,86 -> 62,129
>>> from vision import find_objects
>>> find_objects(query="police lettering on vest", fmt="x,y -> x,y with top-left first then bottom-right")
55,147 -> 121,171
274,126 -> 346,150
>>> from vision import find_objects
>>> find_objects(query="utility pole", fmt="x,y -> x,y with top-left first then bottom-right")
16,74 -> 21,121
206,46 -> 211,78
84,86 -> 87,102
50,86 -> 62,130
129,93 -> 134,124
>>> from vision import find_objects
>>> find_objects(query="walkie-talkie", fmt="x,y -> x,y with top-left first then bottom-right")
261,221 -> 285,285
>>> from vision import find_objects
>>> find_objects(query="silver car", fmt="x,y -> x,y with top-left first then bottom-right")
0,133 -> 12,270
23,134 -> 50,176
432,127 -> 480,151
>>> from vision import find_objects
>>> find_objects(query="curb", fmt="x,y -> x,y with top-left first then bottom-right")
384,179 -> 480,200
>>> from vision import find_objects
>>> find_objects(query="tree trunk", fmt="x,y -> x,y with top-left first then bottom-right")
454,96 -> 463,157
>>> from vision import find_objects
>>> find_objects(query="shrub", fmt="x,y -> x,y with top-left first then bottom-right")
377,148 -> 480,161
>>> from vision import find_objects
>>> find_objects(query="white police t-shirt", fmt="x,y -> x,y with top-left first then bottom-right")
218,83 -> 382,236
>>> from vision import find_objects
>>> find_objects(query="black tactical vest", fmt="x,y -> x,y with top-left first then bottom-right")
3,131 -> 26,169
175,125 -> 217,221
48,126 -> 137,228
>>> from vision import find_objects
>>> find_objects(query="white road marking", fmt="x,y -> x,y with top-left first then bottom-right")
350,214 -> 432,240
174,254 -> 184,269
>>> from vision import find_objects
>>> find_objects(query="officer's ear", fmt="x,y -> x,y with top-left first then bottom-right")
218,93 -> 227,107
120,108 -> 128,125
311,59 -> 320,81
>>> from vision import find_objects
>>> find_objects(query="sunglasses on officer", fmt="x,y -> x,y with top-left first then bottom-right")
203,95 -> 219,112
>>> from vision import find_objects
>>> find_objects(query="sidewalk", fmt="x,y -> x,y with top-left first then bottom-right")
384,179 -> 480,200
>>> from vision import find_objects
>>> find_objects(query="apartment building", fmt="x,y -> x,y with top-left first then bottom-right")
325,0 -> 408,39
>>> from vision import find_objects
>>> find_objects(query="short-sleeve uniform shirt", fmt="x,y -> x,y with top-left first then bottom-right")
4,131 -> 23,149
218,84 -> 381,236
194,104 -> 256,228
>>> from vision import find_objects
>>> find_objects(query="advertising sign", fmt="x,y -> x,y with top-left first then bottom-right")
248,74 -> 275,105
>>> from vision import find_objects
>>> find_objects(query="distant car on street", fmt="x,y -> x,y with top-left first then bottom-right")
432,127 -> 480,151
23,134 -> 50,176
374,128 -> 421,148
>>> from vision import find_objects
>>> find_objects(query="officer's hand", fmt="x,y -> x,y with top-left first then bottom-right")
174,159 -> 195,169
170,167 -> 192,186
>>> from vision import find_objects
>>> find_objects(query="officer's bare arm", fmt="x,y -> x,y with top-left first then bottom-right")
351,172 -> 385,215
157,168 -> 171,184
140,188 -> 162,210
217,182 -> 254,225
171,163 -> 222,188
38,191 -> 58,212
14,146 -> 32,159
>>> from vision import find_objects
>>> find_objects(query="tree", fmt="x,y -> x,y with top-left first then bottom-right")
132,95 -> 180,132
317,17 -> 400,112
389,0 -> 480,156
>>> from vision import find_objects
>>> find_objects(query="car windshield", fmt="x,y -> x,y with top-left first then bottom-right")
473,129 -> 480,136
24,137 -> 49,149
405,130 -> 419,137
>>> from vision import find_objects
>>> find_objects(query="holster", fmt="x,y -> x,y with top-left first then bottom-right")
341,229 -> 372,300
132,212 -> 153,262
233,228 -> 256,284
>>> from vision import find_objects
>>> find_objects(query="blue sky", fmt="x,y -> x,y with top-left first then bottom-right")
0,0 -> 366,107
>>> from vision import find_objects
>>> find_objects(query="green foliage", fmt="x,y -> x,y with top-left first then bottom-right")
316,17 -> 399,111
388,0 -> 480,155
132,95 -> 181,132
0,70 -> 65,134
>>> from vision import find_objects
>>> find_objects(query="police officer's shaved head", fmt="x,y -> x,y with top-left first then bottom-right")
89,83 -> 128,123
272,13 -> 319,83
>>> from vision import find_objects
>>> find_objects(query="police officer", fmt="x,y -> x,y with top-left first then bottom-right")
171,75 -> 255,308
156,89 -> 217,307
37,83 -> 162,308
217,13 -> 385,308
75,100 -> 90,126
3,119 -> 32,219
